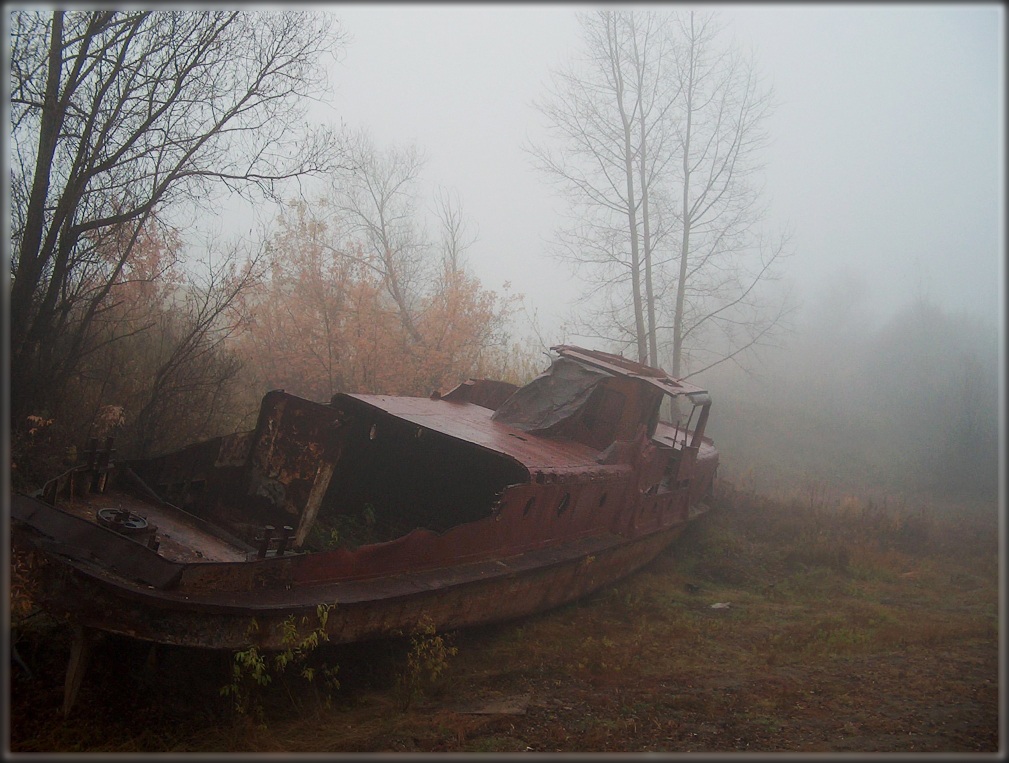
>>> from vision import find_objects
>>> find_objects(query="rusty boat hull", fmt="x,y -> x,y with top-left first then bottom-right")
12,346 -> 719,695
13,493 -> 700,650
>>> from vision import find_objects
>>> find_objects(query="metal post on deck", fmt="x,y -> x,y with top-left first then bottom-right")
82,437 -> 115,494
96,436 -> 115,492
257,525 -> 275,558
275,525 -> 294,556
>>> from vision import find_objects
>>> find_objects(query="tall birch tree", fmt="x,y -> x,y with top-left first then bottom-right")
528,10 -> 677,365
664,11 -> 789,378
530,9 -> 791,379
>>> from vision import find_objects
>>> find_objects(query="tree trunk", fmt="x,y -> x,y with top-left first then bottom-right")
10,12 -> 66,419
672,28 -> 694,379
608,16 -> 647,365
639,106 -> 657,367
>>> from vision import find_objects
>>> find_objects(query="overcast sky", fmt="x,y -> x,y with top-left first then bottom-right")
297,3 -> 1003,341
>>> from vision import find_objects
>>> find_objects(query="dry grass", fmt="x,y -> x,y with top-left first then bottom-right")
9,483 -> 1000,752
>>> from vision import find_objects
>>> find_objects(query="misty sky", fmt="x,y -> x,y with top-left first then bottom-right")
296,4 -> 1003,339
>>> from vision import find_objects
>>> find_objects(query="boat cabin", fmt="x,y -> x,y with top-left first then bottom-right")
125,345 -> 716,556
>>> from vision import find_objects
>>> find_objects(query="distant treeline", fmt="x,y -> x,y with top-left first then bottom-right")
702,293 -> 999,503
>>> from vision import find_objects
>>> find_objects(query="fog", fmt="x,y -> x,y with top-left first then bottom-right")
283,4 -> 1001,500
166,4 -> 1002,501
310,4 -> 1002,331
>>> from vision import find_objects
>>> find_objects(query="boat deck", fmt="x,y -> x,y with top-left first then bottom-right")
56,490 -> 250,563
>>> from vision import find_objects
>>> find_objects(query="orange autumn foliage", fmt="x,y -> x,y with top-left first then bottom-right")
238,202 -> 524,401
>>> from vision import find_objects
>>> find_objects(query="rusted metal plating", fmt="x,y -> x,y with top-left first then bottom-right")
12,345 -> 718,712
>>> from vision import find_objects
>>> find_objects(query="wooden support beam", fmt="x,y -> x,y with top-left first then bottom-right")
62,625 -> 98,717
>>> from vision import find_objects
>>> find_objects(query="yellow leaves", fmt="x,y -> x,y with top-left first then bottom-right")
9,548 -> 45,621
222,604 -> 338,717
25,415 -> 54,437
395,614 -> 459,711
93,405 -> 125,438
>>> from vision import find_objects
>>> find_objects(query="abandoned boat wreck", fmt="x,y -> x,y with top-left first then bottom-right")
12,345 -> 718,709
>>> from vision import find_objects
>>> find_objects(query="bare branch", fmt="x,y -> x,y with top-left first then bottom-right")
10,9 -> 346,420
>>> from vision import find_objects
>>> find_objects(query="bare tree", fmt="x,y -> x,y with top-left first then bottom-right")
663,11 -> 790,378
530,9 -> 792,379
126,241 -> 264,457
528,10 -> 680,364
433,186 -> 477,277
9,10 -> 345,423
329,130 -> 430,347
238,168 -> 523,400
51,223 -> 267,461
